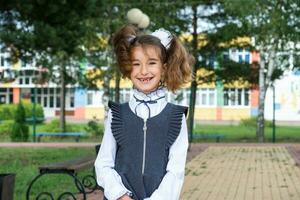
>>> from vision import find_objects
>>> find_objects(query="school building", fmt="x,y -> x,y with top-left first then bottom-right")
1,47 -> 299,122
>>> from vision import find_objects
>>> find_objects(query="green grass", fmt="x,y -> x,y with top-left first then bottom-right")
1,120 -> 300,143
193,124 -> 300,143
0,147 -> 95,200
0,122 -> 103,142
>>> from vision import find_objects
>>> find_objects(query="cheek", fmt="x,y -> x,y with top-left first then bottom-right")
130,68 -> 137,79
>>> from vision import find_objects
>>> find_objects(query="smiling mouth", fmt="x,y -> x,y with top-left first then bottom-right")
138,77 -> 153,83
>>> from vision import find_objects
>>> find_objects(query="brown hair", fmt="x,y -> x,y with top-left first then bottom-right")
113,25 -> 192,92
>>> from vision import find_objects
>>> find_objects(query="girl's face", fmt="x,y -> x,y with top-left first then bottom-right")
130,45 -> 165,94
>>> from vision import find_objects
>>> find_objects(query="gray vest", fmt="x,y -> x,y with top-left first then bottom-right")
104,101 -> 187,200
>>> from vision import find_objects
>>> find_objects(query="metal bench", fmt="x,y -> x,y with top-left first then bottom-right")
36,132 -> 85,142
26,145 -> 101,200
25,117 -> 45,123
194,133 -> 225,142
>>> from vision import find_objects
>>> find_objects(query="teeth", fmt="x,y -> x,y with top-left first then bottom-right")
139,78 -> 152,83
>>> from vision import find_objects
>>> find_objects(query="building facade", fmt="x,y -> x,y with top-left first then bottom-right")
1,47 -> 298,122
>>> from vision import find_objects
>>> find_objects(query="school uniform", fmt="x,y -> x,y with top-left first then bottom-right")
95,87 -> 189,200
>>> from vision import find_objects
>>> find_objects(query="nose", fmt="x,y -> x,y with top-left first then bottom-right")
140,64 -> 148,75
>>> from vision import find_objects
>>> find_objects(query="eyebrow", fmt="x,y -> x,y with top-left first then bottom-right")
131,59 -> 140,62
149,58 -> 159,61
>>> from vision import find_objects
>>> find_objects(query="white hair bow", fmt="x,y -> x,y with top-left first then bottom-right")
151,28 -> 172,49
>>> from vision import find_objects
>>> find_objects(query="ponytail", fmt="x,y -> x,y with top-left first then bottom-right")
113,25 -> 138,78
164,37 -> 193,92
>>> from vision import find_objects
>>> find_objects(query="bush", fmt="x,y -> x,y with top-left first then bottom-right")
0,120 -> 14,136
42,119 -> 77,133
84,119 -> 103,137
10,103 -> 29,142
239,117 -> 273,128
0,104 -> 16,120
22,101 -> 44,119
0,102 -> 44,121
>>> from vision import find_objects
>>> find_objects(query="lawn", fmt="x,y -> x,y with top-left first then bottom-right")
193,124 -> 300,143
1,120 -> 300,143
0,147 -> 96,200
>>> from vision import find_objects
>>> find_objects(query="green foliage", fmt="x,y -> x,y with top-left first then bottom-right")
22,101 -> 44,119
193,124 -> 300,143
42,119 -> 77,133
0,104 -> 16,120
0,103 -> 44,121
10,103 -> 29,142
239,117 -> 273,128
84,119 -> 103,137
0,120 -> 14,136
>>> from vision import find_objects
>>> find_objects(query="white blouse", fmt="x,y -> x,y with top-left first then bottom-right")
94,87 -> 189,200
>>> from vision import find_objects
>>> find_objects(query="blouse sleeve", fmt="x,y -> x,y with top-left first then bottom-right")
94,109 -> 132,200
144,114 -> 189,200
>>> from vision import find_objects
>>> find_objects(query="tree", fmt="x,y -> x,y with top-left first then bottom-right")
0,0 -> 103,132
223,0 -> 300,142
162,1 -> 254,143
11,102 -> 29,142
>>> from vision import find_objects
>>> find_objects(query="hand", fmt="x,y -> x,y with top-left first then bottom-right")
118,194 -> 133,200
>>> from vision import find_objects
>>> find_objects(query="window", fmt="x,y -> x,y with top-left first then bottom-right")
120,89 -> 131,103
49,96 -> 54,108
245,54 -> 250,63
70,96 -> 74,107
196,88 -> 216,106
56,96 -> 60,107
69,88 -> 75,108
223,88 -> 249,106
238,55 -> 243,63
0,88 -> 13,104
0,47 -> 9,67
18,70 -> 35,85
87,92 -> 93,105
44,96 -> 48,107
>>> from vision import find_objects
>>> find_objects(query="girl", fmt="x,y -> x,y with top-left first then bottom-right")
95,25 -> 192,200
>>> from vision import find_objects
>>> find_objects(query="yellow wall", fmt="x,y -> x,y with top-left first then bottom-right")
84,106 -> 251,121
194,108 -> 217,120
221,108 -> 250,120
85,107 -> 105,120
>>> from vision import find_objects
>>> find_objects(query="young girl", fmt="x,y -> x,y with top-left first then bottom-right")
95,25 -> 192,200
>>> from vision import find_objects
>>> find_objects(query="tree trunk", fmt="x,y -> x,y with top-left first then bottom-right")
60,64 -> 66,132
256,47 -> 276,143
102,71 -> 110,121
187,4 -> 198,145
256,58 -> 266,143
115,70 -> 121,103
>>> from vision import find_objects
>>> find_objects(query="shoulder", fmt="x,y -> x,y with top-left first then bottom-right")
167,103 -> 188,117
108,101 -> 128,109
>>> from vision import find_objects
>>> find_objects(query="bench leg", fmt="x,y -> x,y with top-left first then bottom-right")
27,172 -> 87,200
26,173 -> 52,200
216,137 -> 220,143
76,136 -> 80,142
37,136 -> 41,142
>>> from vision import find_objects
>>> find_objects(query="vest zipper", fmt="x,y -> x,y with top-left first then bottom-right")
142,118 -> 147,174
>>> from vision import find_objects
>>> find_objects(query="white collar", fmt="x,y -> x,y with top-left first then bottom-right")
129,87 -> 168,119
132,86 -> 167,102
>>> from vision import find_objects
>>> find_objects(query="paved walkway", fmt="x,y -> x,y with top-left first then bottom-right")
181,146 -> 300,200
